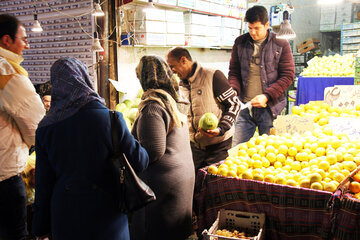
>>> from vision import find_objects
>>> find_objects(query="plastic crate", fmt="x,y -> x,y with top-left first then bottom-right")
202,209 -> 265,240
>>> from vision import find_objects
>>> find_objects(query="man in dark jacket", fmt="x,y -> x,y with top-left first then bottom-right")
228,5 -> 295,145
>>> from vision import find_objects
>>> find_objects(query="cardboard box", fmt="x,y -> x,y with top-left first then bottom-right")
167,22 -> 185,34
185,35 -> 206,46
166,34 -> 185,45
207,26 -> 221,37
208,15 -> 222,27
202,209 -> 265,240
134,32 -> 166,45
165,10 -> 183,23
130,20 -> 167,33
185,24 -> 208,36
297,42 -> 320,54
127,8 -> 166,21
296,38 -> 320,51
184,12 -> 209,25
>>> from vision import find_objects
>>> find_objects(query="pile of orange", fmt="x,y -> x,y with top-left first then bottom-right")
350,173 -> 360,199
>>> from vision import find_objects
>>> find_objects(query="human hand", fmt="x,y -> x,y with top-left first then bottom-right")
251,94 -> 268,108
198,127 -> 220,138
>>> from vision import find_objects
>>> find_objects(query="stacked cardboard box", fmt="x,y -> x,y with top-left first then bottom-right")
296,38 -> 320,54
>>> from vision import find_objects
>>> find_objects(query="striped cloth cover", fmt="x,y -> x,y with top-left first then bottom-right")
332,194 -> 360,240
195,168 -> 334,240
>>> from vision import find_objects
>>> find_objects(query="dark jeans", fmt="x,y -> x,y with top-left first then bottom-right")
191,137 -> 232,173
233,106 -> 274,146
0,174 -> 28,240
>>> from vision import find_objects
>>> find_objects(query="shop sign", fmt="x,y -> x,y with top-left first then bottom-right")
324,85 -> 360,108
329,117 -> 360,141
274,115 -> 314,135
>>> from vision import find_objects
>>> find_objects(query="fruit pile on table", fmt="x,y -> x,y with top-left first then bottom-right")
208,101 -> 360,194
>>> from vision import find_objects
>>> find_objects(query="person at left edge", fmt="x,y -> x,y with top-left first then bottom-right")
0,14 -> 45,240
31,57 -> 149,240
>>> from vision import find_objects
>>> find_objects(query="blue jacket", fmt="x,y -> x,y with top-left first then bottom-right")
32,101 -> 149,239
228,31 -> 295,116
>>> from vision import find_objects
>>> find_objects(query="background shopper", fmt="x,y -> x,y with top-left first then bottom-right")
228,5 -> 295,145
0,14 -> 45,240
130,55 -> 195,240
166,47 -> 241,172
32,57 -> 149,240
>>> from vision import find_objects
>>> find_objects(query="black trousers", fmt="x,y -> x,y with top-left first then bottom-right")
191,137 -> 232,173
0,174 -> 28,240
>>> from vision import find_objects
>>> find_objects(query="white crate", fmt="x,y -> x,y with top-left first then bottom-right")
185,24 -> 208,36
221,17 -> 241,29
207,26 -> 221,37
166,33 -> 185,45
165,10 -> 184,23
208,15 -> 222,27
167,22 -> 185,34
184,12 -> 209,25
127,8 -> 166,21
130,20 -> 167,33
185,35 -> 206,47
202,209 -> 265,240
134,32 -> 166,45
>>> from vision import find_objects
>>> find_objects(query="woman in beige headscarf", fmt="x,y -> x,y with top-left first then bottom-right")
130,55 -> 195,240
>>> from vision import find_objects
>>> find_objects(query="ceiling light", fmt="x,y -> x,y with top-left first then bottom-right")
93,0 -> 105,17
31,14 -> 43,32
91,32 -> 104,52
276,11 -> 296,40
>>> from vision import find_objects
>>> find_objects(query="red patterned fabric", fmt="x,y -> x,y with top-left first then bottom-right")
195,168 -> 333,240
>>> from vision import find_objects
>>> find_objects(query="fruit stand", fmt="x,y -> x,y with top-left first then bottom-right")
295,77 -> 354,105
194,100 -> 360,240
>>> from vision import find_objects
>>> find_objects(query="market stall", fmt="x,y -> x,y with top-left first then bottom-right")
195,168 -> 333,240
295,77 -> 354,105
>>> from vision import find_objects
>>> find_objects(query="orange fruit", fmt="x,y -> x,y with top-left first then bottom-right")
349,181 -> 360,194
353,173 -> 360,182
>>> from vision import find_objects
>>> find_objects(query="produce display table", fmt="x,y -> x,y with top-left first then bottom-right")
195,168 -> 333,240
295,77 -> 354,106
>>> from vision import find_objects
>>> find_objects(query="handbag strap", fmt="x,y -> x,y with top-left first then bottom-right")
109,111 -> 121,157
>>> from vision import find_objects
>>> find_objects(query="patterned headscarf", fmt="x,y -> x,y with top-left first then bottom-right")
38,57 -> 104,128
136,55 -> 186,128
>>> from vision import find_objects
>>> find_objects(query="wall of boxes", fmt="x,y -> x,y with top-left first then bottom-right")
0,0 -> 94,84
120,0 -> 246,48
320,3 -> 354,32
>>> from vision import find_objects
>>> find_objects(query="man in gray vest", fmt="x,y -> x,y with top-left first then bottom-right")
166,47 -> 241,172
229,5 -> 295,145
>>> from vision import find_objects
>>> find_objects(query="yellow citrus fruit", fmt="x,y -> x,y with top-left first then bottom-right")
228,170 -> 238,178
278,145 -> 288,155
319,160 -> 330,171
291,161 -> 302,171
288,147 -> 298,157
238,149 -> 248,157
343,161 -> 357,172
333,173 -> 346,183
208,165 -> 218,175
299,179 -> 311,188
326,154 -> 337,165
274,161 -> 283,169
252,153 -> 262,161
264,174 -> 275,183
253,173 -> 264,181
261,158 -> 270,168
311,182 -> 323,190
295,152 -> 308,162
324,182 -> 337,192
286,179 -> 297,186
275,175 -> 286,185
266,145 -> 276,154
353,173 -> 360,182
241,171 -> 253,180
341,169 -> 350,177
247,140 -> 256,148
218,167 -> 228,177
343,153 -> 354,162
236,165 -> 247,175
316,147 -> 326,157
310,143 -> 319,153
276,153 -> 286,163
309,173 -> 322,183
247,148 -> 257,157
253,160 -> 263,168
266,152 -> 277,163
238,143 -> 248,151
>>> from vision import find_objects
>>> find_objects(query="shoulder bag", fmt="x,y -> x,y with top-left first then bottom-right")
109,110 -> 156,213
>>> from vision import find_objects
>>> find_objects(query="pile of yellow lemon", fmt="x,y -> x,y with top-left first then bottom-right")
291,101 -> 360,126
208,128 -> 360,193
